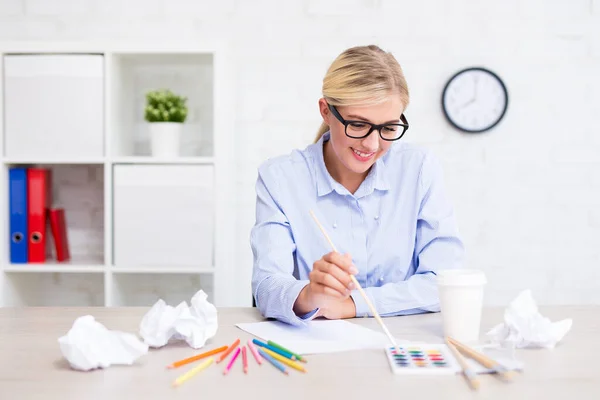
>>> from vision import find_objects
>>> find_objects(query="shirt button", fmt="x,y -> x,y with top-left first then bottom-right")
374,215 -> 379,220
333,223 -> 337,229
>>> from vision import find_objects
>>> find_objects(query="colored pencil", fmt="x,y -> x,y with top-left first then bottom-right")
223,347 -> 241,375
258,348 -> 288,375
309,210 -> 402,356
260,347 -> 307,373
267,340 -> 306,363
172,357 -> 214,387
242,346 -> 248,374
166,345 -> 228,369
445,337 -> 480,390
248,339 -> 263,365
217,338 -> 240,363
252,338 -> 298,361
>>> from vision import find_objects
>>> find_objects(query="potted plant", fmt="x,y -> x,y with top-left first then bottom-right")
144,89 -> 188,157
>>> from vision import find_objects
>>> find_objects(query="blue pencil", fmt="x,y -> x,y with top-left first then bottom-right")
258,348 -> 288,375
252,339 -> 298,361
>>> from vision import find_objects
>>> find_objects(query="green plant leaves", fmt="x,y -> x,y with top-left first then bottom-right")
144,89 -> 188,123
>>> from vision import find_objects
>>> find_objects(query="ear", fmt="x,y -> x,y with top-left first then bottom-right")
318,98 -> 331,124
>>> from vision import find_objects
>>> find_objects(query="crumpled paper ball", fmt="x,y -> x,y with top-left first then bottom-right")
58,315 -> 149,371
139,289 -> 218,349
487,289 -> 572,349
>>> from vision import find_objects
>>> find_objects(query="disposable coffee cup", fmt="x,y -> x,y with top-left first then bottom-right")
437,269 -> 487,343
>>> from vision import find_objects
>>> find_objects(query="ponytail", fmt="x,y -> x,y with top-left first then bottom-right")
313,121 -> 330,144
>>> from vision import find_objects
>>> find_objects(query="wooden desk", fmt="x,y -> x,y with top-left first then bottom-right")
0,306 -> 598,399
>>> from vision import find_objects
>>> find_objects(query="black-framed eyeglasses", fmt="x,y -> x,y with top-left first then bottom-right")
328,103 -> 409,141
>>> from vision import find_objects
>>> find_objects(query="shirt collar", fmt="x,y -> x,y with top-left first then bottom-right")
312,131 -> 391,198
313,131 -> 338,197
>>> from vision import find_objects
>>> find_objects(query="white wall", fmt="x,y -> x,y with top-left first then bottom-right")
1,0 -> 599,307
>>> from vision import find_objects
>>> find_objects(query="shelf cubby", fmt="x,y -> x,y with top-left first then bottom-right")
2,163 -> 105,267
2,271 -> 104,306
108,52 -> 214,158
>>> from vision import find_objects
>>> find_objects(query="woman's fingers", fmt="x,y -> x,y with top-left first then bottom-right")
308,252 -> 360,302
320,253 -> 357,289
311,281 -> 349,300
323,252 -> 358,275
319,283 -> 347,299
309,268 -> 348,297
319,260 -> 354,291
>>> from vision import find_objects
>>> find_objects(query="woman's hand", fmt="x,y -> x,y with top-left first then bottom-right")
293,252 -> 358,315
309,252 -> 357,300
319,297 -> 357,320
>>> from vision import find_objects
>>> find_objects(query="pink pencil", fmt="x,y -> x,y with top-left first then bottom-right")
242,346 -> 248,374
248,339 -> 263,365
223,347 -> 241,375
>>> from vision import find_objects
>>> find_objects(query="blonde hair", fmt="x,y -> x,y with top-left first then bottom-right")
314,45 -> 410,143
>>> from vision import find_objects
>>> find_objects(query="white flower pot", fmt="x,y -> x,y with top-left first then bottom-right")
149,122 -> 182,158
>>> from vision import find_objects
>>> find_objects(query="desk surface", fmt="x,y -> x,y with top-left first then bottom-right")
0,306 -> 598,399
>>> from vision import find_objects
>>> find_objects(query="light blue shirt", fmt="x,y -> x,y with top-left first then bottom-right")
250,131 -> 464,326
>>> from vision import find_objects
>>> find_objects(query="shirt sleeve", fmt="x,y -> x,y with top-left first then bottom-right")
351,152 -> 465,317
250,168 -> 320,326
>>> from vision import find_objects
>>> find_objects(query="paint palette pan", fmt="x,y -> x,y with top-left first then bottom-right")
385,344 -> 461,375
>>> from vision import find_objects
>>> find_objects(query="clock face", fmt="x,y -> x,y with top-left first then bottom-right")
441,67 -> 508,133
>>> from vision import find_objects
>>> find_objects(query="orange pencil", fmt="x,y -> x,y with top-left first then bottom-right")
217,338 -> 241,363
242,346 -> 248,374
167,345 -> 228,369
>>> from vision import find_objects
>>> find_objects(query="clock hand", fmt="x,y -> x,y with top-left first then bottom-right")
460,75 -> 479,109
460,96 -> 475,109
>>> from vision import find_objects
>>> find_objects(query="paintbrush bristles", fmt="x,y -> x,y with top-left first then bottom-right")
445,337 -> 481,390
309,209 -> 401,354
447,336 -> 514,381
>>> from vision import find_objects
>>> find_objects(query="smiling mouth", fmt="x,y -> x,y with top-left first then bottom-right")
351,147 -> 376,161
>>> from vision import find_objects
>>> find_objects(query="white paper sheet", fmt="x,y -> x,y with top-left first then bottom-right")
235,319 -> 406,355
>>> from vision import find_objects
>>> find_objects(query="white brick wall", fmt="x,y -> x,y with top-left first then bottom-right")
2,0 -> 599,307
0,0 -> 21,15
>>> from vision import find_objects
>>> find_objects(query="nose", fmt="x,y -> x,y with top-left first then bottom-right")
361,128 -> 380,151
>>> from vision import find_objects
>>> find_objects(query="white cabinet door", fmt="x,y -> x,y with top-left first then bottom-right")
113,165 -> 214,268
3,54 -> 104,159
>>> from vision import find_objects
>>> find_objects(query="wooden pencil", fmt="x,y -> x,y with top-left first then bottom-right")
260,347 -> 307,373
223,347 -> 241,375
267,340 -> 307,363
258,348 -> 289,375
247,339 -> 263,365
252,338 -> 299,362
166,345 -> 228,369
217,338 -> 241,363
172,357 -> 214,387
242,346 -> 248,374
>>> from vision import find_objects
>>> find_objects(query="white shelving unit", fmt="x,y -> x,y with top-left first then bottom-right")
0,41 -> 238,307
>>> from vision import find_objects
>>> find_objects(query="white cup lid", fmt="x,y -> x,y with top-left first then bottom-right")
437,269 -> 487,286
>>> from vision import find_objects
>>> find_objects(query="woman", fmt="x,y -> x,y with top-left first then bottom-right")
250,45 -> 464,326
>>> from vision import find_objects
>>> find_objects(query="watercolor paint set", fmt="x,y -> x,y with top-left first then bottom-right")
384,344 -> 461,375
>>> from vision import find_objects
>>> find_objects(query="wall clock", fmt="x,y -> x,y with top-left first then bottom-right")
441,67 -> 508,133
